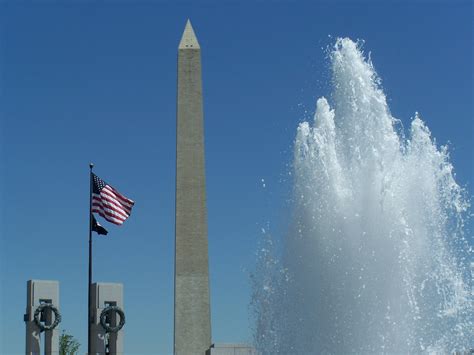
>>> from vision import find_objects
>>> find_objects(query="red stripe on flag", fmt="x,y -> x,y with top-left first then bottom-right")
103,185 -> 134,207
92,201 -> 128,220
94,193 -> 131,216
92,201 -> 127,221
99,190 -> 132,212
92,207 -> 124,225
92,206 -> 125,223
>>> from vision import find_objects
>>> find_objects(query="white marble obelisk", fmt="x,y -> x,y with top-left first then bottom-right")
174,20 -> 212,355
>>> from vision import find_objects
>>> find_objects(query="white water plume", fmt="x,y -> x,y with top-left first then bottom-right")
251,38 -> 473,353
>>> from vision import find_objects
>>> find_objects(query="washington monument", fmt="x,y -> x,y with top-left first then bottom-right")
174,20 -> 212,355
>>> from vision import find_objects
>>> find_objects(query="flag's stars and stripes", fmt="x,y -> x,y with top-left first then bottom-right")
92,173 -> 135,225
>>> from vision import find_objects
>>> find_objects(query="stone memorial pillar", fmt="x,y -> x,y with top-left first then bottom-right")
25,280 -> 60,355
90,282 -> 124,355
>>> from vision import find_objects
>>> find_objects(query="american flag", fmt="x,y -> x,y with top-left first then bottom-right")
92,173 -> 135,225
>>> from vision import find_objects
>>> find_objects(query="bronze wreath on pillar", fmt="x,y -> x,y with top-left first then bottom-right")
99,305 -> 125,333
33,304 -> 61,332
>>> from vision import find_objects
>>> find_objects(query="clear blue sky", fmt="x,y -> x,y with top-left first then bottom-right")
0,1 -> 472,354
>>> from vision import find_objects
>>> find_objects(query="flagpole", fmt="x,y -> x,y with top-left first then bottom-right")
88,163 -> 94,355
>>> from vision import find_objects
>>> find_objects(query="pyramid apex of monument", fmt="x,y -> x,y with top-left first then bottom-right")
179,19 -> 200,49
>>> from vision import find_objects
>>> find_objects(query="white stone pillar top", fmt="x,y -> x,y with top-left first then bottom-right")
91,282 -> 124,308
26,280 -> 59,308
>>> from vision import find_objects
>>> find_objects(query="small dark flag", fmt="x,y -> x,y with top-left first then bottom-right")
92,214 -> 108,235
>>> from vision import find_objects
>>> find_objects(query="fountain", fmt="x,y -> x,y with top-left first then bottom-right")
251,38 -> 473,353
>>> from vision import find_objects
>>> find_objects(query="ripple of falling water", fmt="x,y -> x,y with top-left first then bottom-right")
251,38 -> 473,354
